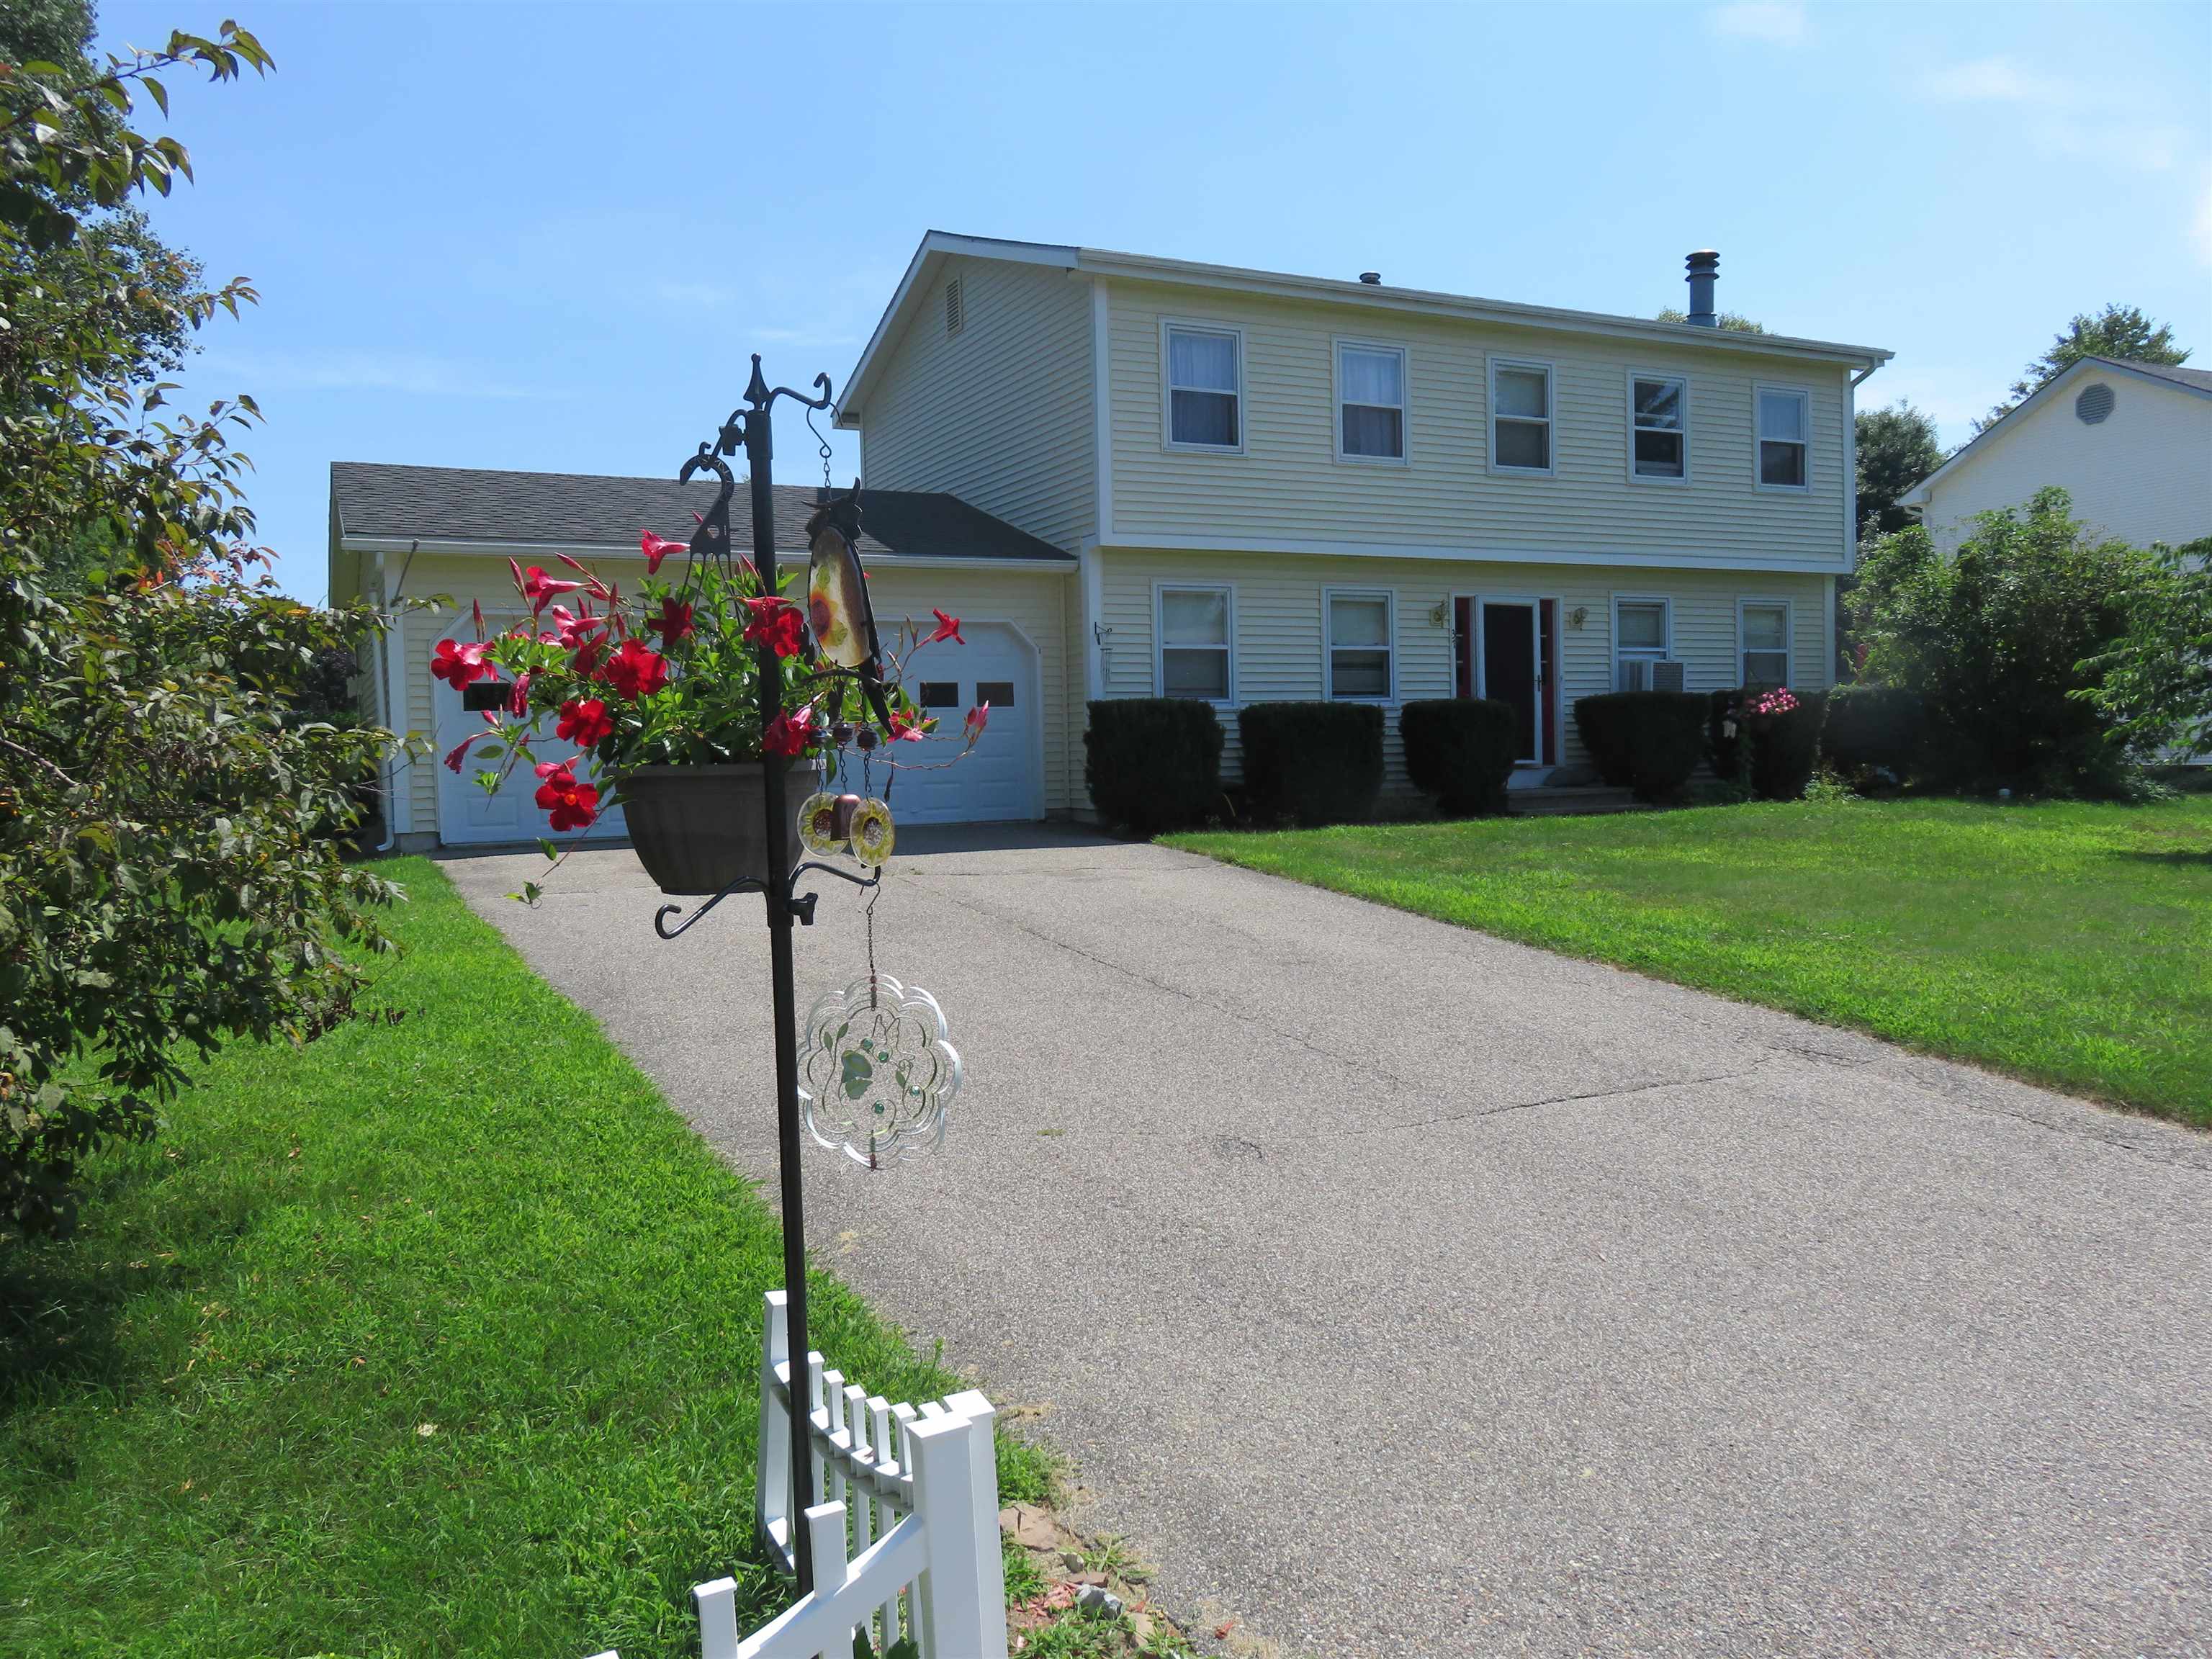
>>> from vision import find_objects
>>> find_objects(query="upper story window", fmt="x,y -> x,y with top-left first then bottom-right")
1325,589 -> 1394,700
1740,600 -> 1791,688
1164,325 -> 1242,451
1336,343 -> 1406,462
1490,359 -> 1554,474
1631,375 -> 1687,480
1158,584 -> 1233,702
1756,387 -> 1809,489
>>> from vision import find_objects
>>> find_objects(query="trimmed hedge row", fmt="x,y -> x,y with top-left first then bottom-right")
1821,684 -> 1926,781
1239,701 -> 1383,826
1400,698 -> 1518,817
1084,698 -> 1224,837
1707,688 -> 1829,801
1573,692 -> 1707,801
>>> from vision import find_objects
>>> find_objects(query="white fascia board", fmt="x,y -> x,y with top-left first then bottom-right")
338,534 -> 1073,573
1075,248 -> 1892,370
833,230 -> 1082,429
1096,531 -> 1849,575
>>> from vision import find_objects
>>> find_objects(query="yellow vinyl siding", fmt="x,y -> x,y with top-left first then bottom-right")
1106,280 -> 1851,570
1094,549 -> 1832,792
860,256 -> 1096,552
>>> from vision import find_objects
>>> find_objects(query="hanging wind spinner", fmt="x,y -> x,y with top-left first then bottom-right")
798,973 -> 962,1169
793,482 -> 955,1167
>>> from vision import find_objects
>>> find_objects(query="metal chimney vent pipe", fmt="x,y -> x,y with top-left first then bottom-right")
1358,271 -> 1382,285
1684,250 -> 1719,326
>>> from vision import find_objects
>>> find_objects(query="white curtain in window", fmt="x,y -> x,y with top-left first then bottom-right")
1329,595 -> 1388,647
1758,390 -> 1805,442
1169,331 -> 1237,392
1742,605 -> 1787,650
1162,588 -> 1228,646
1495,367 -> 1548,419
1340,348 -> 1402,408
1617,603 -> 1666,651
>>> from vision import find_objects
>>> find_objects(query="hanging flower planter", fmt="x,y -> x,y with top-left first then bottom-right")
621,762 -> 814,895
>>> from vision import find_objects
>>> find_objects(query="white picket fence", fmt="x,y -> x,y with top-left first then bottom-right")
583,1289 -> 1006,1659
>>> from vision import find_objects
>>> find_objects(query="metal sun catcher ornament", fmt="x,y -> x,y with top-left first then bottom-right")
798,974 -> 962,1168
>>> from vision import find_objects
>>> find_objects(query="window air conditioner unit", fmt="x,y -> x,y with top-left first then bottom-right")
1618,658 -> 1686,693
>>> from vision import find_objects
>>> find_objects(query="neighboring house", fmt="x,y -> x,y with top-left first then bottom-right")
1898,356 -> 2212,556
333,233 -> 1894,847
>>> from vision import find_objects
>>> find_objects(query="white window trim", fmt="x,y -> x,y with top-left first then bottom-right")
1159,319 -> 1247,456
1321,586 -> 1398,703
1487,355 -> 1557,477
1753,383 -> 1812,494
1627,369 -> 1691,486
1332,338 -> 1410,467
1736,596 -> 1795,687
1611,593 -> 1674,667
1154,580 -> 1237,706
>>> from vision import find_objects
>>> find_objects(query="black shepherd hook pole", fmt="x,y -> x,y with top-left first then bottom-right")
719,354 -> 835,1596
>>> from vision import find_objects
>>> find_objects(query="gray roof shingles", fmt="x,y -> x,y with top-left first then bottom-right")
2102,357 -> 2212,395
330,462 -> 1074,563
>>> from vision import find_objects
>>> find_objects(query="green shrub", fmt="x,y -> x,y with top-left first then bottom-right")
1572,693 -> 1707,801
1846,490 -> 2149,796
1822,685 -> 1926,781
1707,688 -> 1830,801
1084,698 -> 1224,836
1399,698 -> 1517,815
1238,701 -> 1384,826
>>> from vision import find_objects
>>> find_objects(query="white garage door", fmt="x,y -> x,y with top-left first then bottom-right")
879,621 -> 1042,825
431,631 -> 626,848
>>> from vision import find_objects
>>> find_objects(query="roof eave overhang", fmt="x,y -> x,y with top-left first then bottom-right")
336,533 -> 1074,571
1074,248 -> 1892,369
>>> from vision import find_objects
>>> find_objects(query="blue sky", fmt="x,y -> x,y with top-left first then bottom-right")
106,0 -> 2211,601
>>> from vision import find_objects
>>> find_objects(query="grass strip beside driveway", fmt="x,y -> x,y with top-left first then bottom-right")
0,857 -> 1051,1659
1170,798 -> 2211,1125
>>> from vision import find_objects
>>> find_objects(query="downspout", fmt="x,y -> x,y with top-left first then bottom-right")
1840,362 -> 1882,683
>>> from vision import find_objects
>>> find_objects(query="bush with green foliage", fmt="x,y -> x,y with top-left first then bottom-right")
2084,536 -> 2212,763
1707,688 -> 1828,801
1399,698 -> 1517,815
1572,692 -> 1707,801
1238,701 -> 1384,826
1,16 -> 406,1237
1822,685 -> 1927,783
1848,490 -> 2149,796
1083,697 -> 1224,836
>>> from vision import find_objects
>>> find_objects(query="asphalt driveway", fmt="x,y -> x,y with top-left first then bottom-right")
440,826 -> 2212,1659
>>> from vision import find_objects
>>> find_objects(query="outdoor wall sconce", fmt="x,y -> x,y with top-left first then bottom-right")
1427,600 -> 1450,628
1568,606 -> 1589,630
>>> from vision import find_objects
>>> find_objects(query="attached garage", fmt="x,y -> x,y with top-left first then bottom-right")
330,463 -> 1076,850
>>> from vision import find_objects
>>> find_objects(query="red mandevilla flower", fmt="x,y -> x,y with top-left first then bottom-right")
762,704 -> 817,756
442,737 -> 478,774
533,760 -> 601,833
508,671 -> 532,717
556,696 -> 613,748
601,637 -> 670,700
743,596 -> 806,659
639,529 -> 687,574
925,608 -> 963,646
963,701 -> 990,746
431,637 -> 495,688
517,564 -> 585,616
886,709 -> 935,742
649,596 -> 694,645
547,603 -> 605,650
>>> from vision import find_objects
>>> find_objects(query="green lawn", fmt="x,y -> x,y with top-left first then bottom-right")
1170,798 -> 2212,1125
0,858 -> 1056,1659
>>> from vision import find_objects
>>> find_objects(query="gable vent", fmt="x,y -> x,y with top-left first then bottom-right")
944,276 -> 964,338
2074,382 -> 2114,424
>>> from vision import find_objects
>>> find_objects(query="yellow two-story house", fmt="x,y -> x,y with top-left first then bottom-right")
335,232 -> 1890,847
837,230 -> 1891,812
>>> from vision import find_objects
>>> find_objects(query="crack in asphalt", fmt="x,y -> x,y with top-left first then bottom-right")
1374,1063 -> 1774,1136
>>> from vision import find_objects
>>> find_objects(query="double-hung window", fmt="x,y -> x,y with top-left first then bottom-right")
1325,590 -> 1393,700
1337,343 -> 1406,462
1159,585 -> 1233,701
1632,374 -> 1687,480
1740,601 -> 1791,688
1614,598 -> 1670,691
1756,387 -> 1809,489
1490,359 -> 1553,472
1165,325 -> 1241,450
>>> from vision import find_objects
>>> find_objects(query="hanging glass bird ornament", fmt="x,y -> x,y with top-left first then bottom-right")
799,974 -> 962,1169
848,798 -> 896,868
